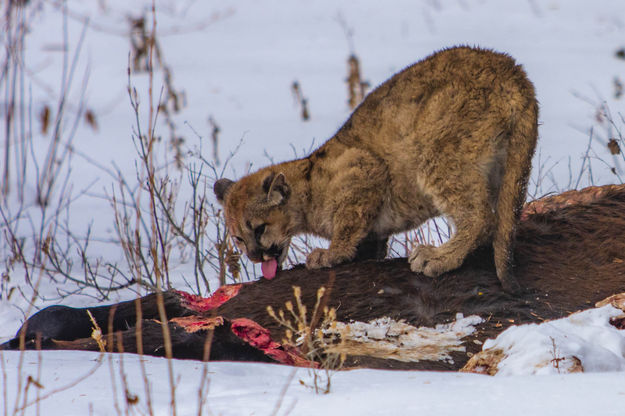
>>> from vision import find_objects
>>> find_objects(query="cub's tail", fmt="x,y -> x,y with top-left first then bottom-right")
493,97 -> 539,293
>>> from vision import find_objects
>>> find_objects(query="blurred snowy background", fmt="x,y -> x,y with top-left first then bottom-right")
1,1 -> 625,414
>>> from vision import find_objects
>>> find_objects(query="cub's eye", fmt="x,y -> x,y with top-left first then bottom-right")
254,224 -> 266,241
233,236 -> 244,244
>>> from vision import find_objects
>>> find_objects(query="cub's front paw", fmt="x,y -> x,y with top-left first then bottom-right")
409,244 -> 452,277
306,248 -> 351,269
306,248 -> 333,269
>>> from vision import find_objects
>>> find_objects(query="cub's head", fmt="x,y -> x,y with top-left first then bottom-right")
213,170 -> 293,279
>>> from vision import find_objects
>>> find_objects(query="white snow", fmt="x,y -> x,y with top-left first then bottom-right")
2,0 -> 625,414
3,350 -> 625,416
479,305 -> 625,375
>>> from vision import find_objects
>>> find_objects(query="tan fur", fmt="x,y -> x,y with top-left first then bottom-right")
214,46 -> 538,292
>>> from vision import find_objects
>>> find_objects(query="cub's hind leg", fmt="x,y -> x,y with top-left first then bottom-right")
409,209 -> 493,277
409,175 -> 495,278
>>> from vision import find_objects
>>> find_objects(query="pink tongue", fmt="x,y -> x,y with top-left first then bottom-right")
261,258 -> 278,280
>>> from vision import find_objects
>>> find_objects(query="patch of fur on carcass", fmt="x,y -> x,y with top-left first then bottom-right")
321,313 -> 483,363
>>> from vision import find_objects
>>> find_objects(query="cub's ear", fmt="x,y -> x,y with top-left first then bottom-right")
262,172 -> 290,206
213,178 -> 235,205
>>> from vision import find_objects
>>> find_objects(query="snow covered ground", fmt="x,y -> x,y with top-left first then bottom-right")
2,351 -> 625,416
478,305 -> 625,375
3,300 -> 625,415
2,0 -> 625,414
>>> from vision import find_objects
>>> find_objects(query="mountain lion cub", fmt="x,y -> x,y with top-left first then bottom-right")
214,46 -> 538,292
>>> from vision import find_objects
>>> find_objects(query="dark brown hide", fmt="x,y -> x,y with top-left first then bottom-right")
4,185 -> 625,370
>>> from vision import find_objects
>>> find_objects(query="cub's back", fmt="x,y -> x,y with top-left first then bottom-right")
335,46 -> 536,156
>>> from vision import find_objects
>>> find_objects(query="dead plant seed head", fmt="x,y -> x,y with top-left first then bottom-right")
39,106 -> 51,135
84,109 -> 98,131
266,282 -> 345,393
317,286 -> 326,300
291,81 -> 301,104
293,286 -> 302,299
608,138 -> 621,155
290,80 -> 310,121
87,310 -> 106,353
301,98 -> 310,121
346,54 -> 369,109
225,247 -> 241,280
209,116 -> 221,165
614,76 -> 623,99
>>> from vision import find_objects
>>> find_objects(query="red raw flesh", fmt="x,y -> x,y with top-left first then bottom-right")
176,284 -> 243,313
230,318 -> 317,367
